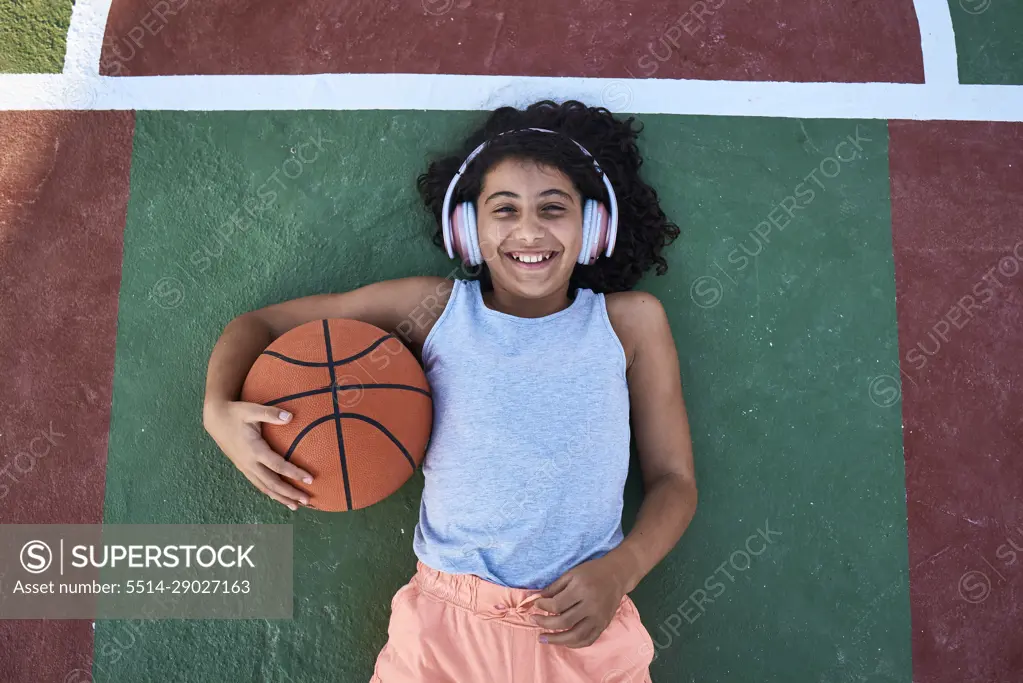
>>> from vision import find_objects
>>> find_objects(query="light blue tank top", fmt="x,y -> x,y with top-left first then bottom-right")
412,278 -> 631,589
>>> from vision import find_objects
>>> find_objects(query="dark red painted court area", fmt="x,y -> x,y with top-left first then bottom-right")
99,0 -> 923,82
0,111 -> 134,683
889,121 -> 1023,683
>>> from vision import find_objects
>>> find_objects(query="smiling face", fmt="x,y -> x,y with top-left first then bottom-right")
475,157 -> 584,299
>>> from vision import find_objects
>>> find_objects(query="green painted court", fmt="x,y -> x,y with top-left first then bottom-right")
91,111 -> 908,682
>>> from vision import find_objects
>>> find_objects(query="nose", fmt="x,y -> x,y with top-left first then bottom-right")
511,215 -> 546,243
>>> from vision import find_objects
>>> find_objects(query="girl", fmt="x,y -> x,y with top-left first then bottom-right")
203,100 -> 698,682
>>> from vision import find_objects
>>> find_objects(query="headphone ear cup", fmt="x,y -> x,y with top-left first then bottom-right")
593,202 -> 610,258
451,203 -> 468,264
464,202 -> 482,266
579,200 -> 595,265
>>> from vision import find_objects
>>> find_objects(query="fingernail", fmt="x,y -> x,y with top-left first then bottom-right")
539,636 -> 548,644
279,411 -> 291,420
300,497 -> 309,505
288,503 -> 297,511
303,477 -> 313,484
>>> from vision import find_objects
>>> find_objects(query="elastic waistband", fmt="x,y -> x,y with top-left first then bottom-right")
412,560 -> 549,628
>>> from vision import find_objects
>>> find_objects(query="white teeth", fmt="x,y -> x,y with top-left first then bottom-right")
511,252 -> 553,263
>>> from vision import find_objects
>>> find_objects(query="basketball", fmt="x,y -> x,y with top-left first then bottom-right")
240,318 -> 433,511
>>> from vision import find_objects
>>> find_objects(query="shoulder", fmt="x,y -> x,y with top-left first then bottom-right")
604,291 -> 668,336
603,291 -> 670,372
382,276 -> 456,355
408,275 -> 456,300
394,275 -> 457,310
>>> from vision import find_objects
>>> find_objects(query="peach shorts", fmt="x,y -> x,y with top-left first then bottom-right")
371,561 -> 655,683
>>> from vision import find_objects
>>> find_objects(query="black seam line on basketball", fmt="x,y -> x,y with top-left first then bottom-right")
284,412 -> 417,477
323,320 -> 353,512
284,414 -> 337,461
260,334 -> 397,368
337,413 -> 417,472
264,383 -> 432,407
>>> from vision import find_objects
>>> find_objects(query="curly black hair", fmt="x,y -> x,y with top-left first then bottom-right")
416,100 -> 680,294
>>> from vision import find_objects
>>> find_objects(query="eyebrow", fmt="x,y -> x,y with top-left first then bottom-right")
483,188 -> 575,204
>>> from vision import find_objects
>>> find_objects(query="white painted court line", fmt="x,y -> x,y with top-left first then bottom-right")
62,0 -> 113,76
913,0 -> 960,85
10,0 -> 1021,122
2,73 -> 1022,122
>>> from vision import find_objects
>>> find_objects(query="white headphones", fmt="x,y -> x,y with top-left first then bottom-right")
440,127 -> 619,267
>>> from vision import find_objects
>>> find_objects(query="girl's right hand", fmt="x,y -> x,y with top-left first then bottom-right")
203,400 -> 314,511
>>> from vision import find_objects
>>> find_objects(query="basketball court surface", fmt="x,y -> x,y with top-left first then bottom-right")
1,0 -> 1021,681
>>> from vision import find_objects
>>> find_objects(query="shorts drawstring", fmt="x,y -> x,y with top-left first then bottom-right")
476,588 -> 548,625
479,591 -> 544,623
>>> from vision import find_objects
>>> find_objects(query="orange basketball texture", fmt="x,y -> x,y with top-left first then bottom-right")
240,319 -> 433,511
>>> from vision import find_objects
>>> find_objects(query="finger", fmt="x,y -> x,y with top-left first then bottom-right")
533,585 -> 581,616
241,469 -> 300,510
256,447 -> 314,485
541,618 -> 597,648
236,401 -> 294,426
539,573 -> 572,599
262,486 -> 302,511
252,465 -> 310,506
532,601 -> 588,632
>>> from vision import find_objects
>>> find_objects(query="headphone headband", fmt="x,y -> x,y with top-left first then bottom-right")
459,128 -> 605,176
441,128 -> 619,260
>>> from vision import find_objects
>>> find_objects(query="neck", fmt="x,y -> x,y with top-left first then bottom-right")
483,282 -> 574,318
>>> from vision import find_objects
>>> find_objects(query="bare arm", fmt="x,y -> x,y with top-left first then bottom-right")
606,291 -> 698,592
203,315 -> 276,417
203,275 -> 451,414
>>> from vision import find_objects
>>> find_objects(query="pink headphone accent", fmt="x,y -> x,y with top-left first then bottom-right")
440,128 -> 619,267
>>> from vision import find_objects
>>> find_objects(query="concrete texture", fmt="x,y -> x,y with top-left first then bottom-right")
99,0 -> 923,82
0,110 -> 135,683
87,110 -> 913,682
947,0 -> 1023,85
890,120 -> 1023,683
2,1 -> 1021,680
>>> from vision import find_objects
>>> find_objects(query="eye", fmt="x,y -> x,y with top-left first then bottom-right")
541,204 -> 567,214
494,206 -> 516,215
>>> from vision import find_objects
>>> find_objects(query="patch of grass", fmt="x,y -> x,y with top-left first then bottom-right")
0,0 -> 75,73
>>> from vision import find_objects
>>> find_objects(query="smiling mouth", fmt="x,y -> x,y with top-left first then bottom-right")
503,251 -> 560,270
